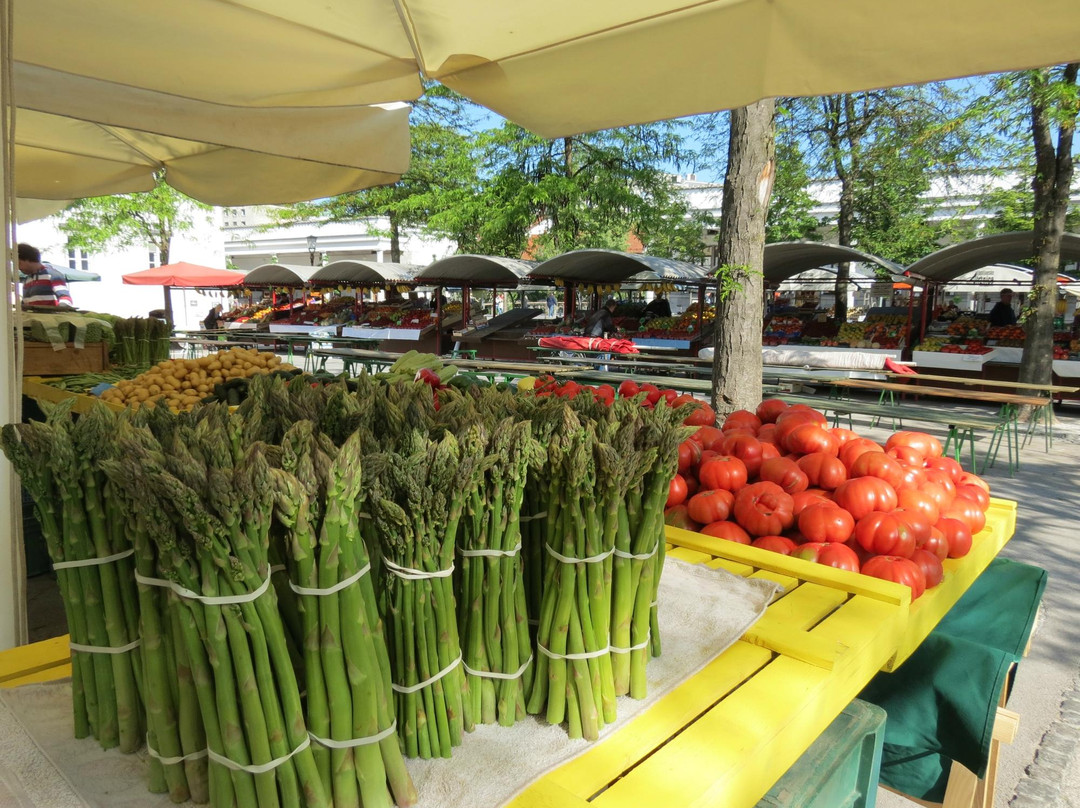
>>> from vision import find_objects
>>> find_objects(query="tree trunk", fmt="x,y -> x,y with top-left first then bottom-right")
834,186 -> 854,323
712,99 -> 777,416
1019,64 -> 1078,394
159,231 -> 173,326
389,216 -> 401,263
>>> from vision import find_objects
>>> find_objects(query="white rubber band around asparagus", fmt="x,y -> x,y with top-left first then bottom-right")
462,655 -> 534,680
391,653 -> 462,694
460,542 -> 522,558
609,634 -> 651,654
145,734 -> 209,766
206,735 -> 311,775
309,721 -> 397,749
53,548 -> 134,570
134,572 -> 272,606
518,510 -> 548,523
537,643 -> 610,661
289,562 -> 370,596
613,543 -> 660,561
381,556 -> 454,580
69,638 -> 142,655
544,544 -> 615,565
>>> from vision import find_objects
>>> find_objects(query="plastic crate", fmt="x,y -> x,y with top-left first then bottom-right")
756,699 -> 886,808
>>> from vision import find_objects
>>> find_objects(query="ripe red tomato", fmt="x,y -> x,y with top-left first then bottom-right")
639,383 -> 662,406
663,505 -> 701,532
924,456 -> 963,483
759,441 -> 781,463
752,535 -> 798,555
666,474 -> 688,508
886,431 -> 943,460
684,475 -> 699,498
955,483 -> 990,512
687,489 -> 735,525
897,487 -> 940,525
917,526 -> 950,561
617,380 -> 640,399
799,502 -> 855,543
660,388 -> 679,406
692,425 -> 725,451
792,541 -> 861,572
796,452 -> 848,490
957,472 -> 990,493
922,469 -> 957,501
910,548 -> 945,589
886,444 -> 925,468
756,398 -> 789,424
830,427 -> 860,446
849,452 -> 905,490
782,423 -> 840,457
781,404 -> 828,425
733,481 -> 796,537
893,507 -> 932,545
719,433 -> 764,476
792,489 -> 833,516
684,400 -> 717,427
833,477 -> 898,520
919,480 -> 954,512
756,423 -> 779,445
838,438 -> 885,469
936,517 -> 973,559
678,440 -> 702,474
759,457 -> 810,494
698,455 -> 749,492
700,520 -> 751,544
861,556 -> 927,599
775,410 -> 828,447
942,499 -> 986,535
722,409 -> 762,433
854,511 -> 916,557
896,465 -> 928,492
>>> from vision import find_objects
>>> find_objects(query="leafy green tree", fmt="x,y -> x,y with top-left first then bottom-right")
766,134 -> 820,243
980,179 -> 1080,236
272,85 -> 480,262
57,175 -> 209,265
443,121 -> 712,261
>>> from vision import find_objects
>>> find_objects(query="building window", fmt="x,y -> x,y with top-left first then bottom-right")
68,249 -> 90,271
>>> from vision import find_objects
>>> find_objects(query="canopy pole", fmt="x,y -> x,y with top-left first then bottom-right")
462,284 -> 471,325
435,286 -> 444,356
697,285 -> 705,334
163,285 -> 174,328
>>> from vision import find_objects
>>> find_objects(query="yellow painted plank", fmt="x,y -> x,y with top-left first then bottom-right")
761,582 -> 849,631
748,569 -> 799,593
703,558 -> 754,577
0,635 -> 70,684
505,777 -> 592,808
21,380 -> 124,414
1,663 -> 72,688
535,643 -> 773,800
742,621 -> 845,670
667,547 -> 713,565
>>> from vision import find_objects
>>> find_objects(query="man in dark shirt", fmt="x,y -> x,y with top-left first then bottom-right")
584,298 -> 618,337
988,288 -> 1017,327
644,294 -> 672,319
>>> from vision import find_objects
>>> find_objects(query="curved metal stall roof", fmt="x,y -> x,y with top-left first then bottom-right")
414,255 -> 535,285
763,242 -> 906,283
530,250 -> 709,283
906,232 -> 1080,283
310,260 -> 419,285
242,263 -> 321,286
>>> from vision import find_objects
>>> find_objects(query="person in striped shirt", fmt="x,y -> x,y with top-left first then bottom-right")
19,243 -> 72,307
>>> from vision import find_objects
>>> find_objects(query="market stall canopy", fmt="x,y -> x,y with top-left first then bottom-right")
242,264 -> 323,286
122,263 -> 246,288
13,39 -> 411,204
776,267 -> 883,293
942,263 -> 1080,294
907,232 -> 1080,283
531,250 -> 708,284
415,256 -> 535,285
764,242 -> 906,284
310,261 -> 420,286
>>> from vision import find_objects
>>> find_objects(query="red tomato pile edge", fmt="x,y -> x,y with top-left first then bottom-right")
664,401 -> 992,600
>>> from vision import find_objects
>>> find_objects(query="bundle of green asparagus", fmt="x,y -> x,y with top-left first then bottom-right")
369,429 -> 491,758
2,403 -> 144,755
273,422 -> 416,807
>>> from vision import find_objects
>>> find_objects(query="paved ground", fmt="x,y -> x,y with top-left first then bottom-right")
19,385 -> 1080,807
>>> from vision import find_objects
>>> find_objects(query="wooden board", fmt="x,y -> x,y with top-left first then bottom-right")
22,342 -> 109,376
22,379 -> 125,414
832,378 -> 1047,407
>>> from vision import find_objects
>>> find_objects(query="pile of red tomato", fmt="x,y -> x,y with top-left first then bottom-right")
530,375 -> 717,422
664,398 -> 993,600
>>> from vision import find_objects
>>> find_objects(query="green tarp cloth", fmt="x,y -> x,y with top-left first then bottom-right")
859,557 -> 1047,802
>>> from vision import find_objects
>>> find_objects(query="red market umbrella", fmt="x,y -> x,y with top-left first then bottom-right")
122,263 -> 245,323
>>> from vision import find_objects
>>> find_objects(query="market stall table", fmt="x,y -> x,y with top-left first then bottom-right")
0,500 -> 1017,808
309,346 -> 407,374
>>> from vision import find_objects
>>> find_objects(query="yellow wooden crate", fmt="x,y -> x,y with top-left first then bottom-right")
22,378 -> 125,414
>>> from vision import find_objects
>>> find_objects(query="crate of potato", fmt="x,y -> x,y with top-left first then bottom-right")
99,347 -> 293,411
